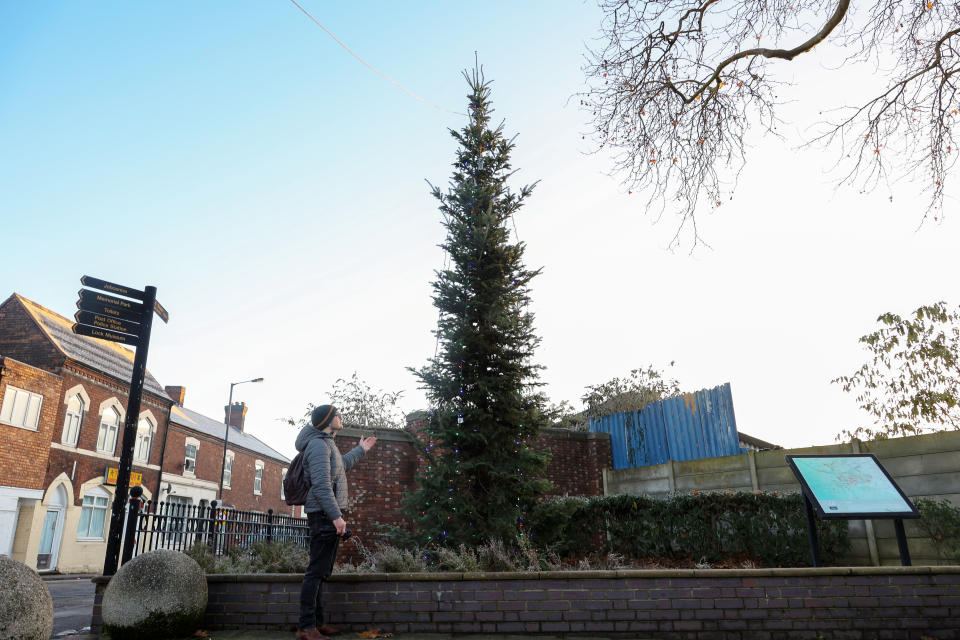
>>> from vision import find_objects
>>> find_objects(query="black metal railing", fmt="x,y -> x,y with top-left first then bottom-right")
120,487 -> 308,564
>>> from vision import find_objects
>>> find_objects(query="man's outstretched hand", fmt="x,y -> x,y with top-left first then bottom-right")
360,436 -> 377,452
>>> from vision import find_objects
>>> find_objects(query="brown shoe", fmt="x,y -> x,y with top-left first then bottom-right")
319,624 -> 341,636
296,628 -> 330,640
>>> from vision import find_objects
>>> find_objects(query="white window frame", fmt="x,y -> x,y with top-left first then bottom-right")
77,486 -> 111,541
183,437 -> 200,477
253,460 -> 264,495
62,394 -> 85,446
96,407 -> 121,455
281,468 -> 287,500
134,414 -> 156,463
0,385 -> 44,431
222,451 -> 235,489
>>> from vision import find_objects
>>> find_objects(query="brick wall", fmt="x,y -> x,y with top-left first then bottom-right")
328,426 -> 611,563
49,368 -> 172,505
334,430 -> 419,544
0,356 -> 62,489
162,424 -> 221,485
221,445 -> 288,514
539,428 -> 612,497
163,423 -> 290,515
92,567 -> 960,638
0,296 -> 65,372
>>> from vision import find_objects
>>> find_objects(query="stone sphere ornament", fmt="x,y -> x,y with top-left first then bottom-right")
0,555 -> 54,640
101,549 -> 207,640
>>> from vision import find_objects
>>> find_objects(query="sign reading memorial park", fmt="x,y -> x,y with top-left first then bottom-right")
785,454 -> 919,519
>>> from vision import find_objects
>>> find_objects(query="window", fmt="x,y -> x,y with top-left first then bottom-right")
62,394 -> 84,445
0,385 -> 43,431
281,468 -> 287,500
184,444 -> 197,474
222,452 -> 234,489
77,488 -> 110,540
96,407 -> 120,454
253,460 -> 264,495
135,417 -> 154,463
135,431 -> 151,462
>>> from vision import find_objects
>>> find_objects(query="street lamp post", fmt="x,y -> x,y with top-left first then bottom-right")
219,377 -> 263,500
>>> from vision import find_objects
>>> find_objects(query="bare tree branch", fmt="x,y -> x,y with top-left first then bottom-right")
583,0 -> 959,246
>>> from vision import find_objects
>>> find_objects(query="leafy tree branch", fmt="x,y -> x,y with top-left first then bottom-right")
834,301 -> 960,441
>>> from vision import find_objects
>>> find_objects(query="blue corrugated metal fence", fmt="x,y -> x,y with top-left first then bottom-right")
589,382 -> 740,469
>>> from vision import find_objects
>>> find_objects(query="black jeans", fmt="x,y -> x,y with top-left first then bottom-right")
298,512 -> 340,630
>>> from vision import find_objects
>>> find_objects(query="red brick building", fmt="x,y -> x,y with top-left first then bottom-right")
0,356 -> 62,559
0,293 -> 291,572
162,396 -> 291,515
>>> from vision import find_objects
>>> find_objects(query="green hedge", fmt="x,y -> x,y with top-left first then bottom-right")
915,497 -> 960,564
529,491 -> 850,567
186,539 -> 308,574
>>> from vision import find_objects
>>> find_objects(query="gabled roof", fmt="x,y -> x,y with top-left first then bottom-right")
738,431 -> 781,451
171,405 -> 290,464
9,293 -> 167,397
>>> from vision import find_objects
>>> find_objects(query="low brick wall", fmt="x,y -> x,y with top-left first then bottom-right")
92,567 -> 960,638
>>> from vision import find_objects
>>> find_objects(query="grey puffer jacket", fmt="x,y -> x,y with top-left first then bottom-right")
295,425 -> 366,519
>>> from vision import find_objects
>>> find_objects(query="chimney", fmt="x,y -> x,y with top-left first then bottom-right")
165,386 -> 186,405
224,402 -> 247,432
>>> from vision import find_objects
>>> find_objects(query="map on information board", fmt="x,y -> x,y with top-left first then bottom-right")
785,454 -> 919,519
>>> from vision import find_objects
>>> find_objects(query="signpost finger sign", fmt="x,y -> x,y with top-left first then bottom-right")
72,276 -> 169,575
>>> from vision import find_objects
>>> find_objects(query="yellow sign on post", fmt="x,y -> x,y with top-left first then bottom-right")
105,467 -> 142,487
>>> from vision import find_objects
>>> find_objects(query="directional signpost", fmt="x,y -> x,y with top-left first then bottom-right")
72,276 -> 168,575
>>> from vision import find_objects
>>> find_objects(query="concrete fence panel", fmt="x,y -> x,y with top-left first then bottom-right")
605,430 -> 960,566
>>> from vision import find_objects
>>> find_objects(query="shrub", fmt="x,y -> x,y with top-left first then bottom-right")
248,540 -> 308,573
184,539 -> 307,574
433,545 -> 480,572
477,539 -> 516,572
915,498 -> 960,564
368,544 -> 428,573
184,541 -> 216,573
528,491 -> 850,567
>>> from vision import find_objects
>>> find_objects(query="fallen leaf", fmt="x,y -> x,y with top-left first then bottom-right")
193,632 -> 211,638
357,630 -> 393,639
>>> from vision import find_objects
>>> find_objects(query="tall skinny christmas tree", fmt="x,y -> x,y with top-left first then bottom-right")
406,67 -> 551,548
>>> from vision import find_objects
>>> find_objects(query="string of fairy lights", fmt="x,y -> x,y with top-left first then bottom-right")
422,87 -> 537,546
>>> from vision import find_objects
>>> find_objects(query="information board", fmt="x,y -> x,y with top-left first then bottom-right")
786,454 -> 919,519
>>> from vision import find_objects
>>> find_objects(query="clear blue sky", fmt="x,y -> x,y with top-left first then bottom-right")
2,2 -> 957,458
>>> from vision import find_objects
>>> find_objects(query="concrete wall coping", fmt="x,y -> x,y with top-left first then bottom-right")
92,564 -> 960,585
337,427 -> 409,442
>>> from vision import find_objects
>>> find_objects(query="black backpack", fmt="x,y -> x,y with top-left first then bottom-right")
283,451 -> 310,506
284,438 -> 335,506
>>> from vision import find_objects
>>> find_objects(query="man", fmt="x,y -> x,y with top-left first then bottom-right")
296,404 -> 377,640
